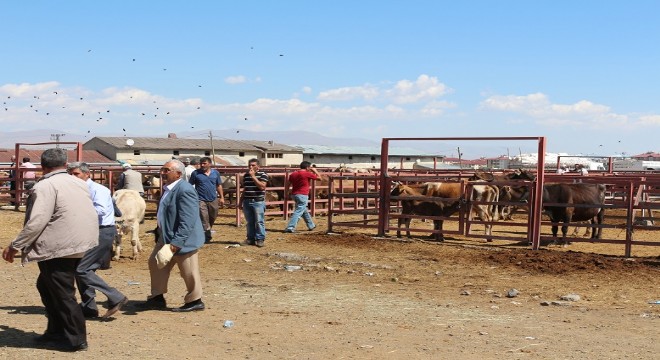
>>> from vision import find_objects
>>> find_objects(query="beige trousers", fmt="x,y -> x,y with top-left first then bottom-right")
148,241 -> 203,304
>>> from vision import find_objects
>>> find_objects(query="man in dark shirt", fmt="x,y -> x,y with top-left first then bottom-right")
189,157 -> 224,243
239,158 -> 269,247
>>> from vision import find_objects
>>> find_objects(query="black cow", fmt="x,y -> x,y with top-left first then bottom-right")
542,183 -> 605,244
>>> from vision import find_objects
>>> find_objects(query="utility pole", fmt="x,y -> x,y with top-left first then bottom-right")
50,133 -> 65,148
208,130 -> 216,165
457,146 -> 462,169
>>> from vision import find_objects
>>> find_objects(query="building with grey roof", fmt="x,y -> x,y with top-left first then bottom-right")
84,135 -> 303,166
293,144 -> 444,169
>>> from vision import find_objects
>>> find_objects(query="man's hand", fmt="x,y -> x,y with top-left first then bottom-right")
169,244 -> 180,253
2,246 -> 18,263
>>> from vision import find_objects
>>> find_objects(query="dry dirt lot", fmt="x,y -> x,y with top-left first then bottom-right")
0,206 -> 659,360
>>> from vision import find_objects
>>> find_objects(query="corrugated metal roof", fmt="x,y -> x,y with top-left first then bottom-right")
293,144 -> 441,157
0,149 -> 113,164
86,137 -> 302,152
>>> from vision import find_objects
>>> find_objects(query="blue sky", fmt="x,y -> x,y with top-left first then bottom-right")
1,1 -> 658,158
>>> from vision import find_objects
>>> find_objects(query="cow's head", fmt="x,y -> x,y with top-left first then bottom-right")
470,171 -> 494,182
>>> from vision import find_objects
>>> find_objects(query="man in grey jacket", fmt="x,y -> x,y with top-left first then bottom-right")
115,163 -> 145,196
2,148 -> 98,352
137,159 -> 206,312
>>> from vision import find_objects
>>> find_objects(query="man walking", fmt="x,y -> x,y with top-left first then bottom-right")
2,148 -> 98,352
284,161 -> 319,233
67,162 -> 128,320
137,160 -> 206,312
189,157 -> 224,243
240,158 -> 269,247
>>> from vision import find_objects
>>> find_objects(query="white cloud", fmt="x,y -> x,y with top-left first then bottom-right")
480,93 -> 632,127
225,75 -> 247,84
302,86 -> 312,94
317,74 -> 450,104
317,85 -> 379,102
637,115 -> 660,125
385,75 -> 451,104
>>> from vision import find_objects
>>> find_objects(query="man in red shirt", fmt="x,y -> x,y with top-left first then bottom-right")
284,161 -> 320,233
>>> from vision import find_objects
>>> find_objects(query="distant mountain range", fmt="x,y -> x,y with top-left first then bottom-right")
0,128 -> 381,149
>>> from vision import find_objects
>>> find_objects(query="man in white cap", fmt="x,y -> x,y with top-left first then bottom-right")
115,163 -> 145,196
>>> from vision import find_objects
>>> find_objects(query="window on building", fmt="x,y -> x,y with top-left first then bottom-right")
239,152 -> 245,157
405,157 -> 411,161
309,155 -> 315,159
133,150 -> 140,155
205,151 -> 210,156
371,156 -> 376,161
348,156 -> 353,160
267,153 -> 283,158
173,150 -> 180,156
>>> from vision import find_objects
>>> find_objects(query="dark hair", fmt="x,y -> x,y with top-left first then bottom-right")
67,162 -> 90,173
22,157 -> 30,163
248,158 -> 260,166
40,148 -> 67,168
199,156 -> 212,164
300,161 -> 311,169
190,158 -> 200,165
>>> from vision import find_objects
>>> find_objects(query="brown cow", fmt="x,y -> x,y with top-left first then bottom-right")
542,183 -> 605,245
391,181 -> 499,241
390,182 -> 462,241
471,169 -> 535,220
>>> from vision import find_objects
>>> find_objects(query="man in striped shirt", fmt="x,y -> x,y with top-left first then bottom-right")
239,158 -> 269,247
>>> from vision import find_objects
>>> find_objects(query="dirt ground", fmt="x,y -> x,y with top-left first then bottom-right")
0,206 -> 659,360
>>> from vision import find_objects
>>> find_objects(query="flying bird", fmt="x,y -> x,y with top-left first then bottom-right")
122,128 -> 126,132
53,91 -> 58,95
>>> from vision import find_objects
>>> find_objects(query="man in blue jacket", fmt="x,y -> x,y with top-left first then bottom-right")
137,160 -> 206,312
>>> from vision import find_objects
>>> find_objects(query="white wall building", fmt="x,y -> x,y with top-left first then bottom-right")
84,136 -> 303,166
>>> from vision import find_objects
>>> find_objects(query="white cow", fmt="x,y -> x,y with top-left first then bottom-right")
113,189 -> 146,260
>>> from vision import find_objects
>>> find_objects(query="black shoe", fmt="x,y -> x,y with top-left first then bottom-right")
242,239 -> 255,246
204,230 -> 213,243
284,228 -> 295,233
171,299 -> 205,312
34,332 -> 65,344
61,342 -> 88,352
102,296 -> 128,319
135,294 -> 167,310
255,240 -> 265,248
81,309 -> 99,319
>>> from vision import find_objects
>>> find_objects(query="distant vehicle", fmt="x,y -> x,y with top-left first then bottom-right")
613,159 -> 660,171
